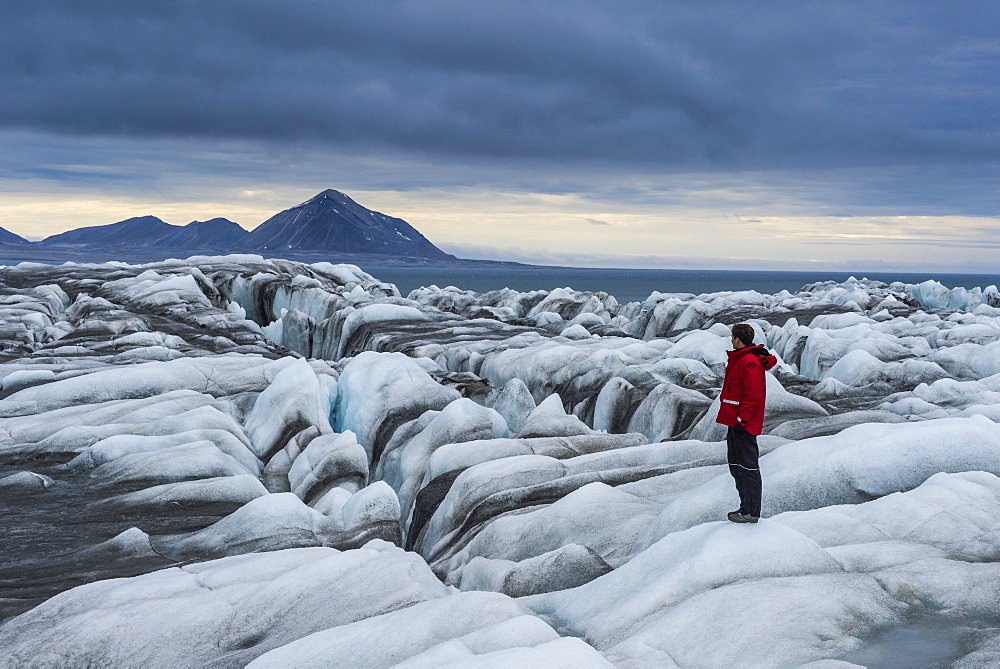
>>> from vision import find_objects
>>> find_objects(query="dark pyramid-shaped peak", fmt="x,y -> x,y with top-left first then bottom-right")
313,189 -> 343,200
239,189 -> 453,260
300,190 -> 382,216
42,216 -> 176,247
297,189 -> 356,210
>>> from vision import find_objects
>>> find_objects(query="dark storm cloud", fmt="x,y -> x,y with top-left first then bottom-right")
1,0 -> 996,171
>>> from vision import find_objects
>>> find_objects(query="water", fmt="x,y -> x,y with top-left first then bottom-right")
360,266 -> 1000,303
3,251 -> 996,304
838,612 -> 998,668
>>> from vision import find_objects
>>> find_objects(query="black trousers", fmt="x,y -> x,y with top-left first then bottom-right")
727,425 -> 761,517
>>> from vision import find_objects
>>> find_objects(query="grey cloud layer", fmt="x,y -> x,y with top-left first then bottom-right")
2,0 -> 996,170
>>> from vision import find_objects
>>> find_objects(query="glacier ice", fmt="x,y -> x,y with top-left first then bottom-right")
248,591 -> 612,668
0,544 -> 450,667
1,255 -> 999,666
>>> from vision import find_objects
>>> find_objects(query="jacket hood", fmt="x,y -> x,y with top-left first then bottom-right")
728,344 -> 778,371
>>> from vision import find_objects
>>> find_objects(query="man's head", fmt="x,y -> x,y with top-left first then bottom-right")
731,323 -> 755,349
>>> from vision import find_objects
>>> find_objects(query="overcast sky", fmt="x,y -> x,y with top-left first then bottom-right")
1,0 -> 996,271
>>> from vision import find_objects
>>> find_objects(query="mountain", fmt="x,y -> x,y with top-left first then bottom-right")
0,226 -> 30,245
42,216 -> 176,247
149,218 -> 248,248
33,190 -> 454,260
238,190 -> 454,260
41,215 -> 247,250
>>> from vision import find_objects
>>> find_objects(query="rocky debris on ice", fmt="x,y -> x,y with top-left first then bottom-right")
459,543 -> 613,597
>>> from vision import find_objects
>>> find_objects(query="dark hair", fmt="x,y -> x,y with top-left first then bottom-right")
731,323 -> 755,347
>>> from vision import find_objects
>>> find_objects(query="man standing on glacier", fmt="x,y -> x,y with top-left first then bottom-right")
716,323 -> 777,523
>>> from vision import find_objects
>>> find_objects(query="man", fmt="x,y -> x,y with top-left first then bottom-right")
716,323 -> 777,523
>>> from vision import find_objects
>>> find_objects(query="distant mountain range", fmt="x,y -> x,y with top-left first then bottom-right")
153,217 -> 250,249
2,190 -> 454,261
0,226 -> 29,245
41,215 -> 180,247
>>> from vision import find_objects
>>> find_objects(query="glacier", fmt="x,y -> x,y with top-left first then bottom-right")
0,256 -> 998,667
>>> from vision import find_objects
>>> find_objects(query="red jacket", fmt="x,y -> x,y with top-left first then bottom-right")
716,344 -> 777,436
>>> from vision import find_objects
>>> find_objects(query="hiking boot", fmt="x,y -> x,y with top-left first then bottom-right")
727,511 -> 759,523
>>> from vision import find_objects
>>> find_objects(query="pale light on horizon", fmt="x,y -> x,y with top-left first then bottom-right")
1,187 -> 996,274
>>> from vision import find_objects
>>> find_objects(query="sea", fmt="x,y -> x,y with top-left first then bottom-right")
360,266 -> 1000,304
3,253 -> 996,304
